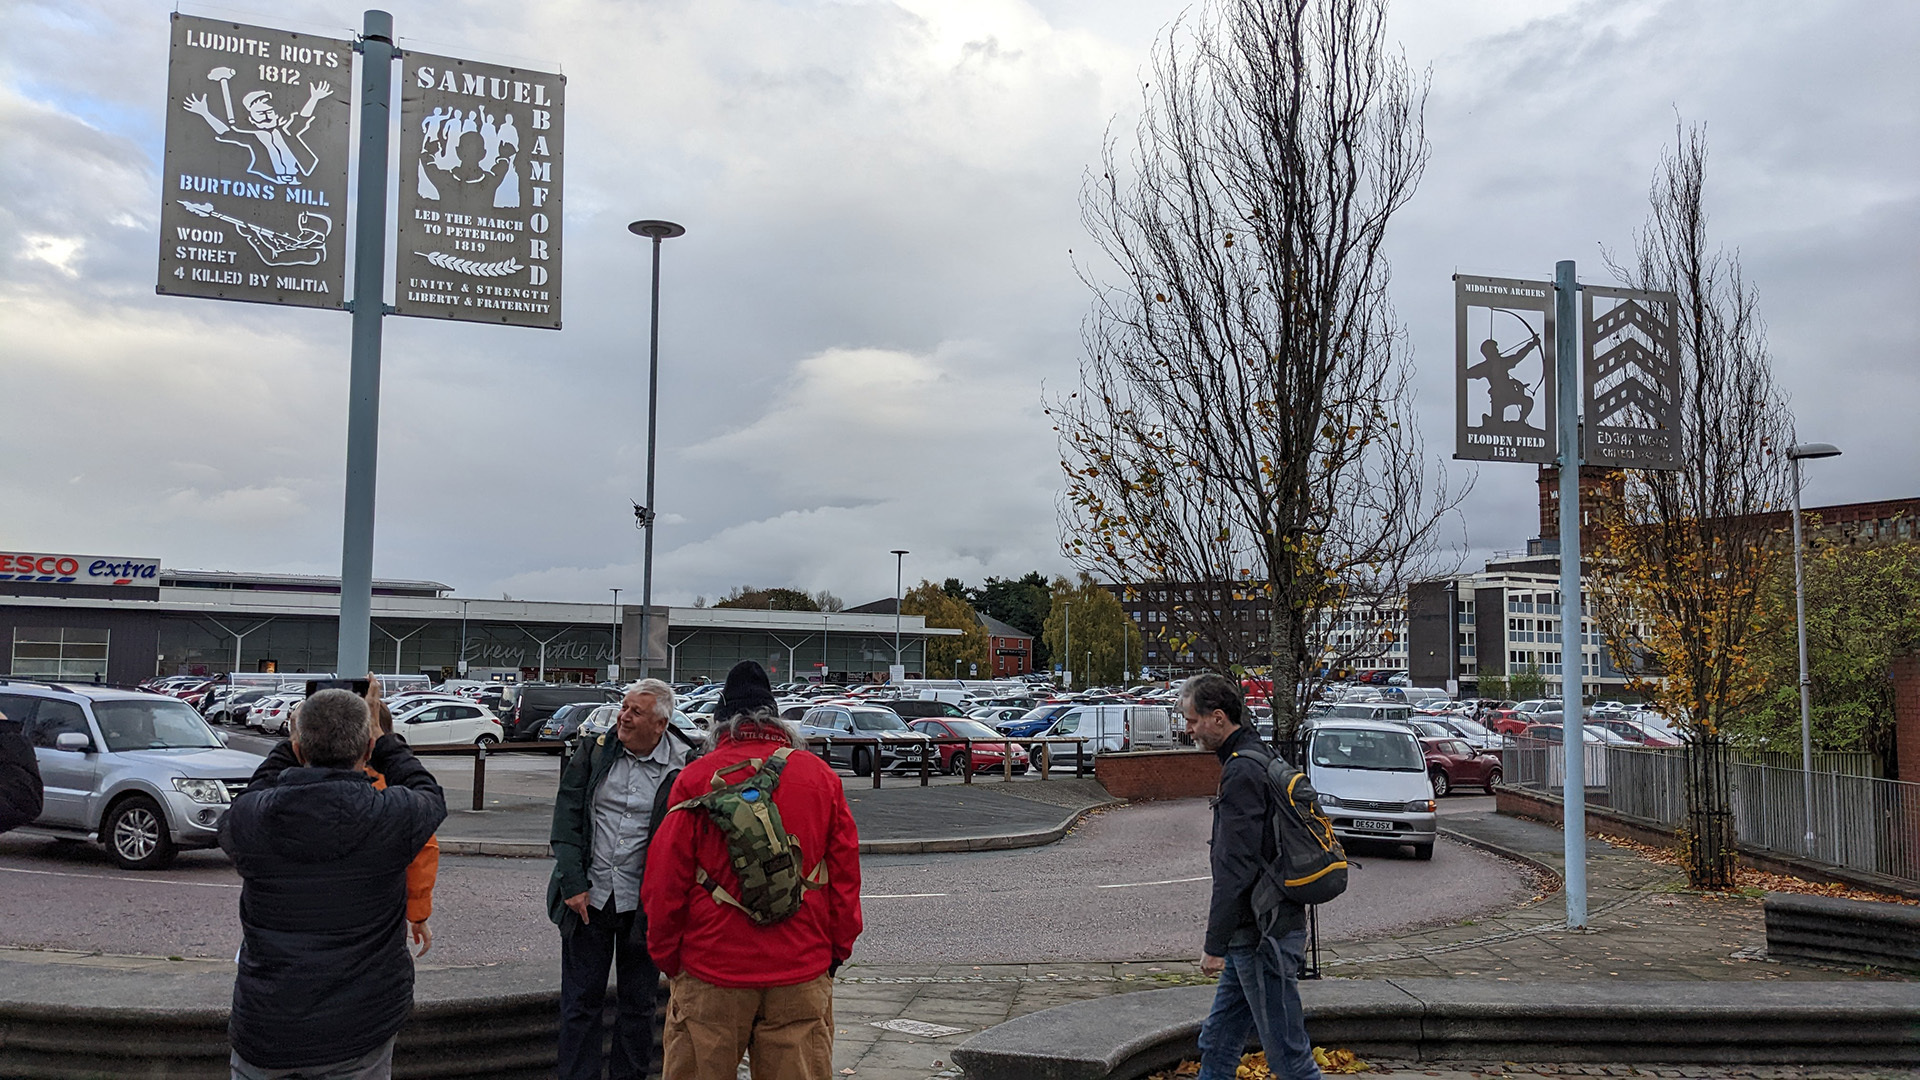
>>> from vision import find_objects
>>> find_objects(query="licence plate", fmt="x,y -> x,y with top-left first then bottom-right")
1351,819 -> 1396,832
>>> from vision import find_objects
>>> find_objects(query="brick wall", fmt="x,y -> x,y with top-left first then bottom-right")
1094,749 -> 1220,800
1895,652 -> 1920,786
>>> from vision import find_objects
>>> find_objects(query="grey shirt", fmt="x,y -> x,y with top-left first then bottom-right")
587,735 -> 675,913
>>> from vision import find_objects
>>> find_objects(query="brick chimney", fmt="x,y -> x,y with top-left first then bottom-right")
1894,652 -> 1920,786
1538,465 -> 1626,552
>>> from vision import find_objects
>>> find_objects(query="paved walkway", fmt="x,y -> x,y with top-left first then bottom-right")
826,810 -> 1913,1080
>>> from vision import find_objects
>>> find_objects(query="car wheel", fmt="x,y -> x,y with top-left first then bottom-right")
852,748 -> 873,777
1412,842 -> 1434,861
949,749 -> 971,776
1484,768 -> 1502,795
105,796 -> 177,871
1429,769 -> 1451,798
476,734 -> 499,749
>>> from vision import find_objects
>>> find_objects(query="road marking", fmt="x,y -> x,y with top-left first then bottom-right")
0,865 -> 241,889
1095,875 -> 1210,889
861,892 -> 948,899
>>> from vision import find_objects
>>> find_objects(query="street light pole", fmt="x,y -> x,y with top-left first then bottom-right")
458,599 -> 469,677
890,550 -> 909,673
1788,441 -> 1841,855
627,219 -> 686,679
610,588 -> 621,683
1063,601 -> 1072,688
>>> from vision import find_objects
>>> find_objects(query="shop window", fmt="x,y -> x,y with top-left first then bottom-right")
12,627 -> 109,680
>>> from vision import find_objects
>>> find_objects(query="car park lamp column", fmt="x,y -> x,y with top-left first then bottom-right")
627,218 -> 686,678
1787,441 -> 1841,855
891,549 -> 909,672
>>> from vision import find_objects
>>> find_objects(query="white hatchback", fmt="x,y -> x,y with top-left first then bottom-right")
391,698 -> 504,748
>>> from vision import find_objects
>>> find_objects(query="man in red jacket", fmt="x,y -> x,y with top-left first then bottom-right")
644,661 -> 862,1080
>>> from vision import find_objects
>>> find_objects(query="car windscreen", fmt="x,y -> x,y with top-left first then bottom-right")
1310,728 -> 1423,772
1018,706 -> 1057,721
1410,721 -> 1451,738
93,699 -> 222,751
851,709 -> 907,732
945,719 -> 1003,739
1451,718 -> 1493,737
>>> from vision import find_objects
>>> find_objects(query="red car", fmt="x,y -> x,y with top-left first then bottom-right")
908,719 -> 1030,775
1419,737 -> 1502,797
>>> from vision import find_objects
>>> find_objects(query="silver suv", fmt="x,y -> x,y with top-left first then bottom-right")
0,679 -> 264,870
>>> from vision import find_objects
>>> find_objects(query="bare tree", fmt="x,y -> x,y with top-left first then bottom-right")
1054,0 -> 1464,735
1591,122 -> 1795,887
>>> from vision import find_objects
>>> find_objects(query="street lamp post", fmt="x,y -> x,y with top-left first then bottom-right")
1788,441 -> 1841,855
627,218 -> 686,679
610,588 -> 622,683
890,550 -> 909,674
1063,601 -> 1071,688
458,599 -> 469,677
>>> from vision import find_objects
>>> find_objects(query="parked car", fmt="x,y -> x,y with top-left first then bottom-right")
1033,704 -> 1175,765
967,706 -> 1030,726
390,698 -> 504,748
798,705 -> 932,776
995,703 -> 1076,739
537,701 -> 604,742
1,679 -> 265,870
1304,720 -> 1437,860
1316,702 -> 1414,725
205,687 -> 274,726
908,718 -> 1029,775
503,684 -> 623,741
1592,717 -> 1680,747
1421,714 -> 1503,752
886,698 -> 970,721
1419,736 -> 1502,797
248,692 -> 305,736
1520,722 -> 1610,745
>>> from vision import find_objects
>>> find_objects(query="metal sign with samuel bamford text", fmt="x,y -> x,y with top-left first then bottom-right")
1454,274 -> 1557,464
1582,283 -> 1682,471
393,53 -> 566,329
156,14 -> 352,309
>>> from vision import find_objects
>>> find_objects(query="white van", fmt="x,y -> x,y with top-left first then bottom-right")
1035,704 -> 1174,765
1318,702 -> 1413,724
1305,720 -> 1437,859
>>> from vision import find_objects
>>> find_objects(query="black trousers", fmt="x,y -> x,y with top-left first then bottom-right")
559,900 -> 660,1080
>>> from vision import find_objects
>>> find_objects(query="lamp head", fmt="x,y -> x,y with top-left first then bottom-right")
1787,442 -> 1841,461
627,220 -> 686,240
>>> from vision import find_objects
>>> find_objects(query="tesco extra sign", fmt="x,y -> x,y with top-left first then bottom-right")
0,551 -> 160,586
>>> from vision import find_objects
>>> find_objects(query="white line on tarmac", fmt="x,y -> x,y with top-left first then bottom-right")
0,865 -> 241,889
1094,875 -> 1210,889
860,892 -> 949,899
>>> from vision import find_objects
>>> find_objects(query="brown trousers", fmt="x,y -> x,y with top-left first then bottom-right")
662,972 -> 836,1080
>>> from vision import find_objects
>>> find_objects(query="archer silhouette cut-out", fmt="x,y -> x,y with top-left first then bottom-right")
1466,334 -> 1538,425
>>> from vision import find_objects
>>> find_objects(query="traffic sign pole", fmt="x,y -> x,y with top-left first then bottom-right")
1555,259 -> 1588,929
336,9 -> 394,680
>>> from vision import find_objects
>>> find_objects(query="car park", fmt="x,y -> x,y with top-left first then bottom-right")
1318,702 -> 1414,724
995,703 -> 1076,739
248,692 -> 305,736
907,718 -> 1029,775
536,701 -> 605,742
1033,704 -> 1174,764
967,706 -> 1029,726
886,698 -> 970,721
798,705 -> 932,776
1304,720 -> 1437,859
205,686 -> 275,726
1,678 -> 265,870
1421,714 -> 1502,751
1419,736 -> 1501,796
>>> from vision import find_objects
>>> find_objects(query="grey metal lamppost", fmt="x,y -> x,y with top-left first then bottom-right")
890,550 -> 909,674
627,219 -> 686,678
610,588 -> 622,683
1788,441 -> 1840,854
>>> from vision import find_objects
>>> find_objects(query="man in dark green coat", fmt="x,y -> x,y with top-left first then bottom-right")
547,679 -> 689,1080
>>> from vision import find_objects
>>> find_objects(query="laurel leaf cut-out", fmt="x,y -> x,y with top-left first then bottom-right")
415,251 -> 524,277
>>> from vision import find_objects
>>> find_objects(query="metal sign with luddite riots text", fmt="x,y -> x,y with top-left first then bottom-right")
1582,284 -> 1682,470
156,14 -> 353,309
1454,274 -> 1557,464
393,53 -> 565,329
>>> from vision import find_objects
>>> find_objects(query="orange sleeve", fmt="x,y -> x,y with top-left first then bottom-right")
406,835 -> 440,923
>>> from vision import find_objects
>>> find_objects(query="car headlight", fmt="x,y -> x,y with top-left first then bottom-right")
1316,794 -> 1341,808
174,778 -> 230,804
1405,799 -> 1435,813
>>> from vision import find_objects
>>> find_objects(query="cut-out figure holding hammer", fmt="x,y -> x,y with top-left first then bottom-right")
183,71 -> 333,185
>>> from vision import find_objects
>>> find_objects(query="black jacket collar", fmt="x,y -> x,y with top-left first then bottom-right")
1215,724 -> 1255,762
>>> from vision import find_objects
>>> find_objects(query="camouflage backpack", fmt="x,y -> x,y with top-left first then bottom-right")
669,748 -> 826,925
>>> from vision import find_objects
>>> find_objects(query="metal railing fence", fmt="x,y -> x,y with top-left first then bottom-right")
1500,737 -> 1919,887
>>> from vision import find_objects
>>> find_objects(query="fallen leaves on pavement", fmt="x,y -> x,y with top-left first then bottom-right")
1144,1047 -> 1371,1079
1596,833 -> 1916,905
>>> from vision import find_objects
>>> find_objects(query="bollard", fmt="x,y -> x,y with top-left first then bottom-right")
920,742 -> 930,786
1002,740 -> 1013,782
1036,741 -> 1049,779
472,742 -> 487,812
871,740 -> 882,789
1075,739 -> 1085,778
962,738 -> 973,785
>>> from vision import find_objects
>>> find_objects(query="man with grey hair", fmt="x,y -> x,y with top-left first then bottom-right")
548,678 -> 686,1080
220,688 -> 447,1080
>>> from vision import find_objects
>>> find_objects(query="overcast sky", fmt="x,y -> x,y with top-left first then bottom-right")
3,0 -> 1914,606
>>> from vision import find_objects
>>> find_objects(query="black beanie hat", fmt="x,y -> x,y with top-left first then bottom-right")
715,660 -> 777,722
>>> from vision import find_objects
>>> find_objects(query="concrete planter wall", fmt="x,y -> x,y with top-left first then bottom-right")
1094,749 -> 1219,801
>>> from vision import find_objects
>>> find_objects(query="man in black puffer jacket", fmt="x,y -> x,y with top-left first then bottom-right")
220,688 -> 446,1079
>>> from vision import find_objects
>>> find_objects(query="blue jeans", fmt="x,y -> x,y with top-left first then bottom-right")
1197,930 -> 1321,1080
